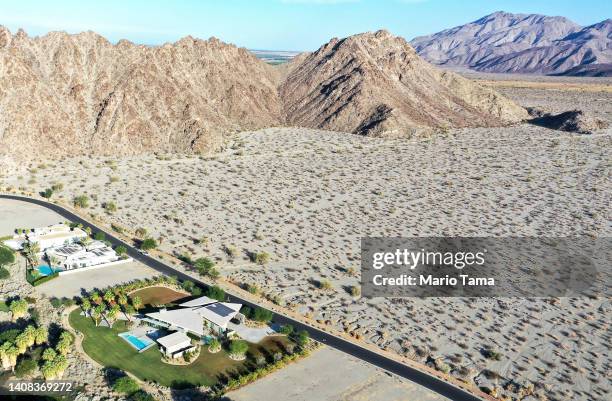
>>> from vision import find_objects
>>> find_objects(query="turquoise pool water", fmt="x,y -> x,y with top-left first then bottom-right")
37,265 -> 55,276
119,333 -> 154,351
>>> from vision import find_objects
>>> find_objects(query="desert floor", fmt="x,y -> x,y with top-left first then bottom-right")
2,75 -> 610,400
226,346 -> 446,401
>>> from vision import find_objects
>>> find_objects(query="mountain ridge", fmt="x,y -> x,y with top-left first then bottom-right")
0,26 -> 526,166
411,11 -> 611,76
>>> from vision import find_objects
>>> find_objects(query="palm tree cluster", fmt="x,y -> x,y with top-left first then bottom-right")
76,275 -> 183,328
81,288 -> 142,327
0,325 -> 48,372
41,331 -> 73,379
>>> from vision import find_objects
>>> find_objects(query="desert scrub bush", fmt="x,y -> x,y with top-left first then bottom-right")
73,194 -> 89,208
111,223 -> 124,233
251,251 -> 270,265
102,201 -> 117,213
140,238 -> 157,251
319,279 -> 332,290
349,285 -> 360,297
246,283 -> 259,295
108,176 -> 120,183
224,245 -> 238,258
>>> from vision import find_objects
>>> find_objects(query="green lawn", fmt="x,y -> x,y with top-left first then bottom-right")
0,300 -> 8,312
69,308 -> 289,388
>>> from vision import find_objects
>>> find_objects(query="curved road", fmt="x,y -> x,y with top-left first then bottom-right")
1,194 -> 484,401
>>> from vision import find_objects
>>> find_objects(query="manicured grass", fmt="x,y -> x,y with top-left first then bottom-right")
129,286 -> 189,306
69,309 -> 289,388
0,300 -> 9,312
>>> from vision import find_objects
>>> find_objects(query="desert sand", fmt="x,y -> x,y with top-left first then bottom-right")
1,75 -> 610,400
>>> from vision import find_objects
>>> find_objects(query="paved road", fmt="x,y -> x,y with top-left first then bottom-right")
0,194 -> 484,401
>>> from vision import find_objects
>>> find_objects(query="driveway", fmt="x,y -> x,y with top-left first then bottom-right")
228,321 -> 276,343
36,261 -> 159,298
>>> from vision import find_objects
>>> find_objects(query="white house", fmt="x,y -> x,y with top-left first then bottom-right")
46,240 -> 120,270
156,331 -> 195,359
145,296 -> 242,336
4,223 -> 87,251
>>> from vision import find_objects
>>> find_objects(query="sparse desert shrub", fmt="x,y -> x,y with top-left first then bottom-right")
140,238 -> 157,251
73,194 -> 89,208
225,245 -> 238,258
319,279 -> 332,290
103,201 -> 117,213
40,188 -> 54,199
251,251 -> 270,265
349,285 -> 360,297
135,227 -> 148,238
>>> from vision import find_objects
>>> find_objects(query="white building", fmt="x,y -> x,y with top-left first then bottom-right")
145,296 -> 242,336
156,331 -> 195,359
46,240 -> 120,271
4,223 -> 87,251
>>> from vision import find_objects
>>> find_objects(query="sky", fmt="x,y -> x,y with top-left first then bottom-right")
1,0 -> 610,51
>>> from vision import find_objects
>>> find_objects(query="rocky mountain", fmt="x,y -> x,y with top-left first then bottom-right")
0,27 -> 281,162
0,27 -> 526,165
280,30 -> 527,136
411,12 -> 611,76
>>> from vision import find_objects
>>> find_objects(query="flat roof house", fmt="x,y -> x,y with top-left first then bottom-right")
4,223 -> 88,251
46,240 -> 120,271
156,331 -> 195,359
145,296 -> 242,336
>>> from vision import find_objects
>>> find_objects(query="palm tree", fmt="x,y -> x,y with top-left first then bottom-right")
9,299 -> 28,321
124,304 -> 136,321
54,355 -> 68,378
41,360 -> 57,380
107,304 -> 120,325
34,327 -> 48,346
4,344 -> 19,371
15,332 -> 29,355
103,290 -> 115,305
92,305 -> 103,326
0,342 -> 12,370
81,298 -> 92,316
42,348 -> 57,362
132,296 -> 142,312
90,292 -> 101,305
23,325 -> 36,348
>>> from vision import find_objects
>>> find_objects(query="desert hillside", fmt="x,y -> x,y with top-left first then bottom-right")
281,30 -> 527,137
0,27 -> 281,161
0,27 -> 526,164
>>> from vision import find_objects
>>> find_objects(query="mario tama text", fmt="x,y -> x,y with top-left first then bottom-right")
360,237 -> 610,298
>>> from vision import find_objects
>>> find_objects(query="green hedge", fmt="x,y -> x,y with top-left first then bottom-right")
27,271 -> 59,286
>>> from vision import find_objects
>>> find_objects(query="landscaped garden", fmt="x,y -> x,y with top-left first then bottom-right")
69,308 -> 295,388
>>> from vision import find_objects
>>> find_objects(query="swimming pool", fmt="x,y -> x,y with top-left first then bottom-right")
37,265 -> 56,276
119,332 -> 154,351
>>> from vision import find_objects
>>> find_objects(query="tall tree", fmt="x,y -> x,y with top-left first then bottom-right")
9,299 -> 28,321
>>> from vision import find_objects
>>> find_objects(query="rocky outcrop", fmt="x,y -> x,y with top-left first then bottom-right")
280,30 -> 527,137
529,109 -> 609,134
411,12 -> 611,76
